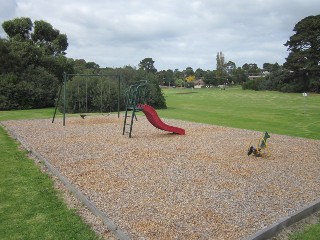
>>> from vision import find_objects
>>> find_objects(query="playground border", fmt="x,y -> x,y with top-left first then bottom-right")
245,198 -> 320,240
1,123 -> 129,240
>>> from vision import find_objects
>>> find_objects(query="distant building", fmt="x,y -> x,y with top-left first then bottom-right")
248,72 -> 269,80
248,75 -> 265,80
194,79 -> 205,88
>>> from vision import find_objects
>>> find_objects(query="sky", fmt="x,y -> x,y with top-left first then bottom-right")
0,0 -> 319,71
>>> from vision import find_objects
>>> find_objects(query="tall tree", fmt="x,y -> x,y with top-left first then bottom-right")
225,61 -> 236,82
32,20 -> 68,56
2,17 -> 32,40
194,68 -> 205,79
284,15 -> 320,92
204,70 -> 217,86
216,51 -> 228,82
0,17 -> 72,109
242,63 -> 261,76
216,52 -> 225,72
138,58 -> 157,73
184,67 -> 194,77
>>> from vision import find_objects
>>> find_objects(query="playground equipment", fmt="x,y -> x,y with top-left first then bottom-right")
122,80 -> 148,137
122,81 -> 185,137
139,104 -> 185,135
52,73 -> 121,126
247,131 -> 270,157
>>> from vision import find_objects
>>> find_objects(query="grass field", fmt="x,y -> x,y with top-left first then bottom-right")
0,109 -> 101,239
0,87 -> 319,239
158,87 -> 320,139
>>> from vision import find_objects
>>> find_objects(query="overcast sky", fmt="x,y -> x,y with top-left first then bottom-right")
0,0 -> 319,71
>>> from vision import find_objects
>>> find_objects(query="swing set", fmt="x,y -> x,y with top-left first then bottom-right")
52,72 -> 121,126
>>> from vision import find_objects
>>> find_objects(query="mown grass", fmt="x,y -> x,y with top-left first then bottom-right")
159,87 -> 320,139
0,107 -> 57,121
0,109 -> 101,239
289,223 -> 320,240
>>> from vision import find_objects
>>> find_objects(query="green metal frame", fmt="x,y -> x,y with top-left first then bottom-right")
122,80 -> 148,137
52,72 -> 121,126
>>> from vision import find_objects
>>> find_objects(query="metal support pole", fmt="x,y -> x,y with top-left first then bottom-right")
52,83 -> 63,123
118,75 -> 120,118
63,72 -> 67,126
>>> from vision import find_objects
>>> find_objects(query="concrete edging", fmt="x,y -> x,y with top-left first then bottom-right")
2,123 -> 130,240
245,198 -> 320,240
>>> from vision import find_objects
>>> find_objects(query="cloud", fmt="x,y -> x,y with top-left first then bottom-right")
0,0 -> 17,36
1,0 -> 319,70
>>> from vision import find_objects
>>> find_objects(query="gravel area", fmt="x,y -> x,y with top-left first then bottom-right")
2,115 -> 320,240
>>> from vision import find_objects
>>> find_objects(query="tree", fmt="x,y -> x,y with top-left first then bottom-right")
0,17 -> 72,109
216,51 -> 229,84
2,17 -> 32,40
157,69 -> 174,86
225,61 -> 236,83
284,15 -> 320,92
185,75 -> 195,82
194,68 -> 205,79
0,38 -> 17,74
232,67 -> 248,84
32,20 -> 68,56
216,51 -> 226,77
184,67 -> 194,77
204,70 -> 217,86
173,69 -> 183,79
138,58 -> 157,73
242,63 -> 261,76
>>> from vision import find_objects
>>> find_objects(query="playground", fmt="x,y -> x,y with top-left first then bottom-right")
2,114 -> 320,239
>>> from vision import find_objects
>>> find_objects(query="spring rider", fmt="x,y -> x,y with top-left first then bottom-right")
247,131 -> 270,157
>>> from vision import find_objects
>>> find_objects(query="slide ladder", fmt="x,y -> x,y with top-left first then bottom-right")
122,81 -> 148,138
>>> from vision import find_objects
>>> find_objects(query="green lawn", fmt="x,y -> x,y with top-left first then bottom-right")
0,107 -> 58,121
289,223 -> 320,240
158,87 -> 320,139
0,109 -> 101,239
0,88 -> 319,239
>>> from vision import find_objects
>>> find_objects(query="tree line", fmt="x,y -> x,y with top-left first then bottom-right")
0,17 -> 165,111
0,15 -> 319,110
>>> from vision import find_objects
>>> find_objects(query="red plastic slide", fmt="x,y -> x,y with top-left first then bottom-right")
139,104 -> 185,135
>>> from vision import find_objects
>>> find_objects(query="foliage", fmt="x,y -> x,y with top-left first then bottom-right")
138,57 -> 157,73
0,17 -> 72,110
61,76 -> 121,114
157,69 -> 174,86
216,51 -> 226,78
60,61 -> 167,113
283,14 -> 320,92
204,70 -> 218,86
185,75 -> 195,82
184,67 -> 194,77
175,78 -> 185,87
114,66 -> 166,108
242,63 -> 261,76
2,17 -> 33,40
194,68 -> 206,79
